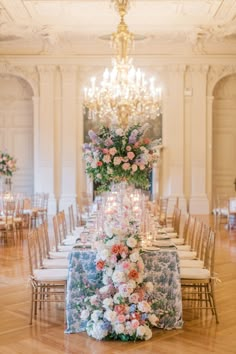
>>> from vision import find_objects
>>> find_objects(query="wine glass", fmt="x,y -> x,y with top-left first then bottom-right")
80,232 -> 88,249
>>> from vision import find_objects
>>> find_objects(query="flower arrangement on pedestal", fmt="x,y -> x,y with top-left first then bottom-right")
83,123 -> 161,192
78,213 -> 165,341
0,150 -> 17,176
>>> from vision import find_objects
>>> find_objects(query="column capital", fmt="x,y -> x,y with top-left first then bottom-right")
189,64 -> 209,74
168,64 -> 186,73
37,65 -> 56,77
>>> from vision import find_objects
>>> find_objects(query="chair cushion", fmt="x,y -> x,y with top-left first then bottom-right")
33,268 -> 68,281
180,259 -> 204,268
62,238 -> 76,246
176,244 -> 191,251
166,232 -> 178,237
180,267 -> 210,280
43,258 -> 68,269
177,250 -> 197,260
49,251 -> 70,259
57,245 -> 74,251
171,238 -> 185,245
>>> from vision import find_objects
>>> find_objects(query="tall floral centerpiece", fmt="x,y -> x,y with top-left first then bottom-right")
83,123 -> 161,192
0,150 -> 17,192
0,151 -> 17,177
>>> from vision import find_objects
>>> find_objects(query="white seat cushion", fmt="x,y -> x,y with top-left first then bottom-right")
58,245 -> 74,251
180,267 -> 210,280
62,238 -> 76,246
176,244 -> 191,251
43,258 -> 68,269
33,268 -> 68,281
49,251 -> 70,259
180,259 -> 204,268
167,232 -> 178,237
171,238 -> 185,245
177,250 -> 197,260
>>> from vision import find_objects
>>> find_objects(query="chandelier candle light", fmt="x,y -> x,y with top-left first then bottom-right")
83,0 -> 162,127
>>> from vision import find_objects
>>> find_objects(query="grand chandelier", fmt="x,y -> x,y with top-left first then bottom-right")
83,0 -> 162,127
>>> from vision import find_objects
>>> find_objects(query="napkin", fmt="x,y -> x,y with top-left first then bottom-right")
153,240 -> 175,248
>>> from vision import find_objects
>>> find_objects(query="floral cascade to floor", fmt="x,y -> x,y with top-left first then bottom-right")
78,187 -> 168,341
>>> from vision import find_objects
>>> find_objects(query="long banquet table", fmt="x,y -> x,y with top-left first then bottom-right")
65,248 -> 183,333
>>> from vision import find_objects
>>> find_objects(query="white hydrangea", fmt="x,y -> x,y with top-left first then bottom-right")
112,270 -> 126,283
145,281 -> 154,293
80,309 -> 90,320
104,309 -> 117,323
144,326 -> 152,340
126,237 -> 137,248
103,297 -> 113,309
148,314 -> 159,326
129,251 -> 140,262
99,285 -> 110,294
137,301 -> 151,313
91,310 -> 102,322
89,320 -> 108,340
98,248 -> 109,261
136,325 -> 146,338
114,323 -> 125,334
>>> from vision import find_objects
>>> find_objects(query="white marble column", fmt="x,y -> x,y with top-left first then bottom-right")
59,65 -> 77,212
37,65 -> 56,214
189,65 -> 209,214
163,65 -> 187,213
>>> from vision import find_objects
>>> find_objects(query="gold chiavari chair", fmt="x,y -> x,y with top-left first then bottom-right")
36,223 -> 68,269
27,228 -> 68,324
180,228 -> 219,323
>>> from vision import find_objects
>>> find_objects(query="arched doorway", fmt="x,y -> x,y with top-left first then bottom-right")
212,74 -> 236,199
0,74 -> 34,195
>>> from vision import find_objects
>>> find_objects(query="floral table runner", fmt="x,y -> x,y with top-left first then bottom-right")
65,249 -> 183,334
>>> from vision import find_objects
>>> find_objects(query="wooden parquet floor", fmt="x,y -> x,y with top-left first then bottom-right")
0,217 -> 236,354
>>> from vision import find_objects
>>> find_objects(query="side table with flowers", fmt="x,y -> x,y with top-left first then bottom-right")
0,151 -> 17,193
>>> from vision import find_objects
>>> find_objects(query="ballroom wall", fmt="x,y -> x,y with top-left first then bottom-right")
0,56 -> 236,214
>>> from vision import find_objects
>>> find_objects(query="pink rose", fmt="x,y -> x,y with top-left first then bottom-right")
126,146 -> 131,151
131,164 -> 138,172
103,148 -> 109,154
139,163 -> 145,170
103,154 -> 111,163
129,293 -> 139,304
117,314 -> 126,323
127,151 -> 135,160
114,156 -> 122,165
109,147 -> 117,156
122,261 -> 131,270
122,162 -> 130,171
131,319 -> 139,329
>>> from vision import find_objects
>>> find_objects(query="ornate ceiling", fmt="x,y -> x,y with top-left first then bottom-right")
0,0 -> 236,56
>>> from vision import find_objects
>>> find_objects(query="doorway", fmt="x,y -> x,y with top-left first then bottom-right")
212,74 -> 236,200
0,74 -> 34,195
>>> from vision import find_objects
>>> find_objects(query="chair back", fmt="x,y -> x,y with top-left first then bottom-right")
27,229 -> 40,275
205,229 -> 216,275
172,207 -> 181,234
68,205 -> 76,233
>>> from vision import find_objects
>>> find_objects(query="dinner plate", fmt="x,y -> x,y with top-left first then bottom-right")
153,240 -> 175,247
142,246 -> 160,252
73,243 -> 92,249
155,235 -> 170,240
